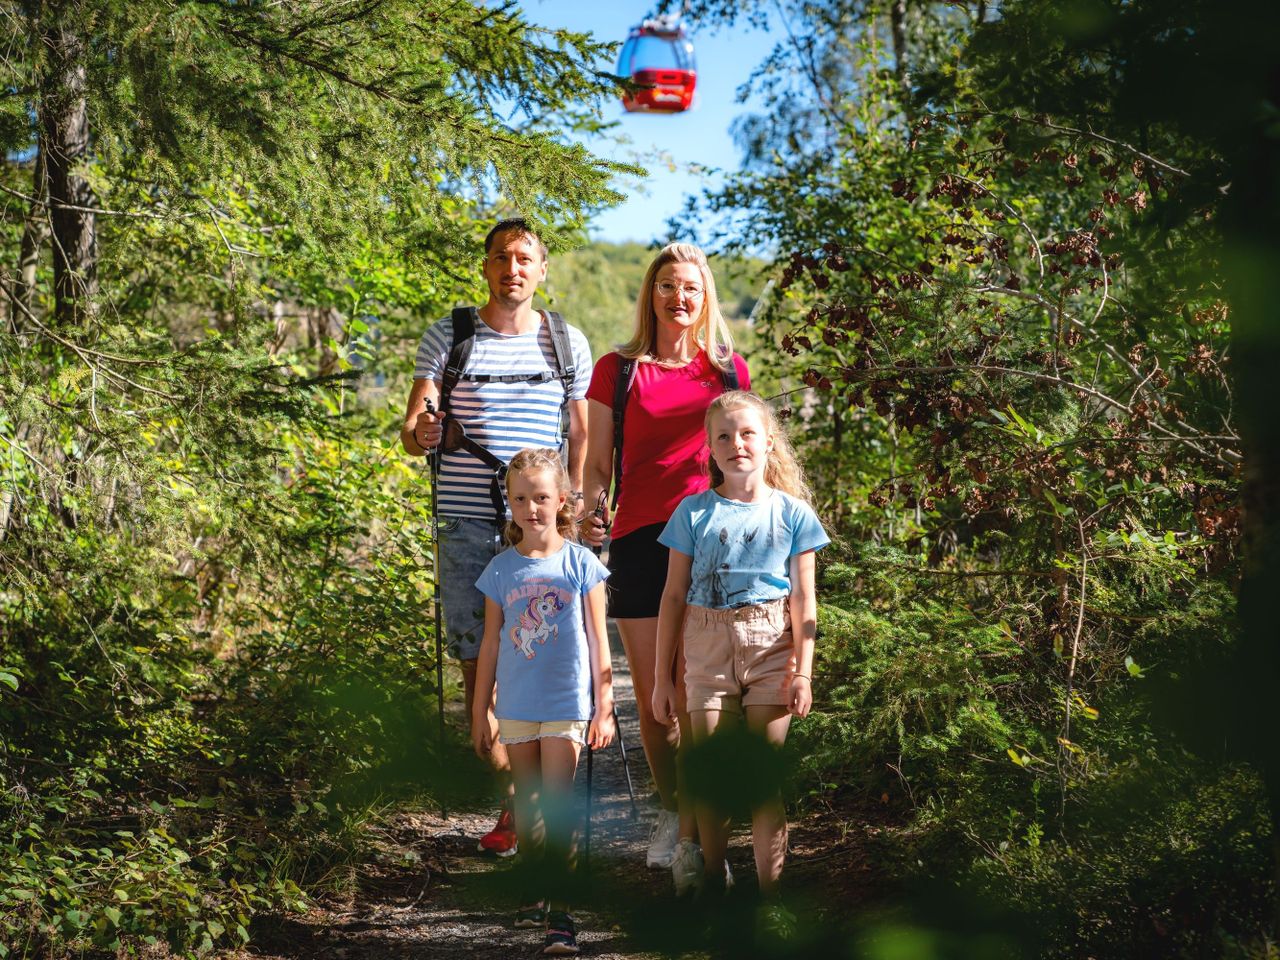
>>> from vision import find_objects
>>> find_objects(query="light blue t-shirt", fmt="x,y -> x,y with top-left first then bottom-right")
476,541 -> 609,722
659,489 -> 830,609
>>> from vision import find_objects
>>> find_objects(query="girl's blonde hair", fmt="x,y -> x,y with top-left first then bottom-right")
504,448 -> 580,546
620,242 -> 735,370
705,391 -> 813,503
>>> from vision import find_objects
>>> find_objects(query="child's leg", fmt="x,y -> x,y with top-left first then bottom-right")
537,735 -> 582,909
688,708 -> 732,883
506,740 -> 546,905
671,633 -> 699,843
744,704 -> 792,896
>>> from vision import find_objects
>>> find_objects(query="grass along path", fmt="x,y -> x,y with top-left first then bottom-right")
242,630 -> 889,959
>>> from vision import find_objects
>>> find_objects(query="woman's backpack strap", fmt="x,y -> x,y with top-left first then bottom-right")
721,354 -> 740,391
611,356 -> 637,510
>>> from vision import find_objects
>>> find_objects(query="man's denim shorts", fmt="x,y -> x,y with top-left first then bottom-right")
438,515 -> 505,661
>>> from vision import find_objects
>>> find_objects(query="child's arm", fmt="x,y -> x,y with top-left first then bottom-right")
584,581 -> 615,749
652,548 -> 693,724
470,597 -> 502,756
787,550 -> 818,718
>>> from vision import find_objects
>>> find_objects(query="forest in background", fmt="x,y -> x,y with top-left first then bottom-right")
2,1 -> 1277,957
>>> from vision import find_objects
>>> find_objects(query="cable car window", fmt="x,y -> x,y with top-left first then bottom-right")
628,35 -> 693,72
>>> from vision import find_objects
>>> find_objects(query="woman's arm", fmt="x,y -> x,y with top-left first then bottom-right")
583,581 -> 615,749
651,548 -> 693,724
470,597 -> 503,756
581,398 -> 615,547
787,550 -> 818,718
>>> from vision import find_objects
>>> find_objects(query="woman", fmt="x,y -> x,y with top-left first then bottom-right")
582,243 -> 749,893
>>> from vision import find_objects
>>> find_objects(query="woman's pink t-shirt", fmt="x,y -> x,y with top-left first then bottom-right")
586,350 -> 751,541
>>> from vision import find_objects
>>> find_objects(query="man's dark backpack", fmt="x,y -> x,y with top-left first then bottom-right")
437,307 -> 576,521
609,354 -> 740,509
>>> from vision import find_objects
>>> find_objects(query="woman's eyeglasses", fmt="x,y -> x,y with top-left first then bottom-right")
654,280 -> 704,300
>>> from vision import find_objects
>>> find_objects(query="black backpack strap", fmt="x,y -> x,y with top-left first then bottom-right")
544,310 -> 576,442
543,311 -> 576,385
466,370 -> 559,385
444,417 -> 509,521
440,306 -> 478,413
720,352 -> 740,391
611,356 -> 637,510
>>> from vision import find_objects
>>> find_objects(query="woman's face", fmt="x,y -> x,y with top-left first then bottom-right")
652,261 -> 706,333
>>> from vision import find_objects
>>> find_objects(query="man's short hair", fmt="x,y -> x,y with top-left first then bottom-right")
484,217 -> 548,261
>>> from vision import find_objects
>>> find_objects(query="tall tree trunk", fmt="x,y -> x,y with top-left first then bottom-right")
889,0 -> 909,86
39,16 -> 96,326
10,144 -> 49,337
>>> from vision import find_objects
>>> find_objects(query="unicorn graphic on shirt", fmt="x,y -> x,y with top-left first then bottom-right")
510,589 -> 565,659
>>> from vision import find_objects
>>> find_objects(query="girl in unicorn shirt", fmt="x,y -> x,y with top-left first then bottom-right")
472,447 -> 614,956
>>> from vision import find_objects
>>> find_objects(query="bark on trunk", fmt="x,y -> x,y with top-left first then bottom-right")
39,18 -> 96,326
889,0 -> 909,86
10,145 -> 49,337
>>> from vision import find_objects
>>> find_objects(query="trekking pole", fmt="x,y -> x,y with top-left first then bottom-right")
588,492 -> 638,819
425,398 -> 447,820
426,398 -> 445,738
585,717 -> 594,869
614,703 -> 639,819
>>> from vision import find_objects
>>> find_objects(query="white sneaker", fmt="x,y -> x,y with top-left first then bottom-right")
670,838 -> 704,896
646,808 -> 681,869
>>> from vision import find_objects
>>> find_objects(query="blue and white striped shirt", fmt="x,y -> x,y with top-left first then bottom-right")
414,311 -> 592,519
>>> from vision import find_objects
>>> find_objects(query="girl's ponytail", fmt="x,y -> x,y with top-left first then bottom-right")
705,391 -> 813,504
503,448 -> 580,546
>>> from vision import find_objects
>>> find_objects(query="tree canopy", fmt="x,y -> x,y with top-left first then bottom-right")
2,0 -> 1276,955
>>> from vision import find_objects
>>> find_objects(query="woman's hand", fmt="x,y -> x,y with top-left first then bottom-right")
588,707 -> 616,750
579,505 -> 610,548
788,675 -> 812,718
471,712 -> 496,757
651,680 -> 679,726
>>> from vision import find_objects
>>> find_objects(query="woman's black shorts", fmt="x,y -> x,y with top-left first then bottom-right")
606,522 -> 672,619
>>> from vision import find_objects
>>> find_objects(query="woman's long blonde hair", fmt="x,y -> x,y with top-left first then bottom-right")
620,242 -> 735,370
504,448 -> 580,546
705,391 -> 813,503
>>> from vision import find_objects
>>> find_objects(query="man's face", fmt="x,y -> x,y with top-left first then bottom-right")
483,231 -> 547,308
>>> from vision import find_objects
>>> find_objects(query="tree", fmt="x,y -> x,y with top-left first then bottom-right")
672,0 -> 1271,951
0,2 -> 635,953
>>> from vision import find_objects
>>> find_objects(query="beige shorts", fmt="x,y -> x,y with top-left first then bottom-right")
683,598 -> 796,713
497,718 -> 589,745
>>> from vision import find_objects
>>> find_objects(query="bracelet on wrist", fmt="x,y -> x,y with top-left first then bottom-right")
794,673 -> 811,680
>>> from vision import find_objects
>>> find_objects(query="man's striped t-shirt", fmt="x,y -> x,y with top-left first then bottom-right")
414,311 -> 592,519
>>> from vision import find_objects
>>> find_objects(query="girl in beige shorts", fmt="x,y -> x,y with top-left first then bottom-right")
651,391 -> 829,905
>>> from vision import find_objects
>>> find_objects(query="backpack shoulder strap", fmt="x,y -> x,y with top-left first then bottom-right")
440,306 -> 478,412
543,311 -> 576,386
720,352 -> 740,392
611,355 -> 637,509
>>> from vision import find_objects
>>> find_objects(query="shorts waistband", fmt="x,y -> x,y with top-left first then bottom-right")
686,597 -> 786,623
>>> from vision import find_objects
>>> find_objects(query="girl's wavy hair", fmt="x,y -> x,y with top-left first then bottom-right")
705,391 -> 813,503
620,242 -> 735,371
504,448 -> 580,546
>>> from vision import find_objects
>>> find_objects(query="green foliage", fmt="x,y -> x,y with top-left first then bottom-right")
681,0 -> 1267,951
0,2 -> 627,955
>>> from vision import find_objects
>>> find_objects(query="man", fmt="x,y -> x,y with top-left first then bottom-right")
402,218 -> 592,854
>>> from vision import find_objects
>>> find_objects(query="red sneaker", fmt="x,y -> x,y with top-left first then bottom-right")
477,807 -> 518,857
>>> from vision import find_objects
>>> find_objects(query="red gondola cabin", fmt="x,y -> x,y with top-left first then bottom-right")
618,16 -> 696,113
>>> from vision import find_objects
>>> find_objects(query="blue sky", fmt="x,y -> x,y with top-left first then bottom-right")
526,1 -> 778,244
